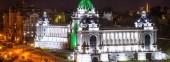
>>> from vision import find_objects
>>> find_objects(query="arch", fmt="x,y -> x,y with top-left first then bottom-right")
90,35 -> 97,48
92,57 -> 98,62
145,34 -> 151,48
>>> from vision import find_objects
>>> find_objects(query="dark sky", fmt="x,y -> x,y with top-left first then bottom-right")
0,0 -> 170,11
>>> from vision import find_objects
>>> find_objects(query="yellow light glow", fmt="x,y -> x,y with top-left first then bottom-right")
58,15 -> 61,19
23,41 -> 26,43
4,55 -> 7,58
162,15 -> 166,20
0,46 -> 2,49
54,14 -> 66,24
9,52 -> 12,55
146,3 -> 149,12
14,49 -> 22,54
23,52 -> 30,59
30,43 -> 34,46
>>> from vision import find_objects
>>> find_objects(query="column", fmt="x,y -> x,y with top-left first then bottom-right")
112,33 -> 114,45
117,32 -> 120,45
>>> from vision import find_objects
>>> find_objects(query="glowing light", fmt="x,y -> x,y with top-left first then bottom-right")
162,15 -> 166,20
78,0 -> 94,10
30,43 -> 34,47
0,34 -> 2,37
9,52 -> 12,55
4,55 -> 7,58
146,3 -> 149,12
71,33 -> 77,49
58,15 -> 61,19
71,22 -> 78,49
54,15 -> 65,24
0,46 -> 2,49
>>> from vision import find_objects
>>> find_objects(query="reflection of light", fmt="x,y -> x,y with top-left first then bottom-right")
23,52 -> 30,59
14,49 -> 22,54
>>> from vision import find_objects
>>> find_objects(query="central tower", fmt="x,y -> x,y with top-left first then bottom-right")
70,0 -> 99,49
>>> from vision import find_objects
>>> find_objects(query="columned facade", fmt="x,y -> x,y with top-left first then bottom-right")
34,0 -> 167,61
77,30 -> 158,53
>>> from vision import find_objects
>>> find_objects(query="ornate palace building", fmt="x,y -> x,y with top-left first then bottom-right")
34,12 -> 69,49
34,0 -> 167,62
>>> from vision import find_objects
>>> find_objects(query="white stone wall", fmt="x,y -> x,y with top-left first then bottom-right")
100,54 -> 109,61
77,54 -> 91,62
35,25 -> 68,49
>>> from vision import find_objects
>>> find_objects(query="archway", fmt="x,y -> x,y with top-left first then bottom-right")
92,57 -> 98,62
90,35 -> 97,48
145,34 -> 150,48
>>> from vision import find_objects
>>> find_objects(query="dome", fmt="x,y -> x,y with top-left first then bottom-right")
78,0 -> 94,11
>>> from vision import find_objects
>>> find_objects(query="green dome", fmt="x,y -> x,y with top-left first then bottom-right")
78,0 -> 94,10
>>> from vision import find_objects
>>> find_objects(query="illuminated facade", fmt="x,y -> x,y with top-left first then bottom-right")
34,0 -> 167,61
69,0 -> 167,62
3,8 -> 24,43
24,12 -> 39,42
3,0 -> 41,43
34,12 -> 69,49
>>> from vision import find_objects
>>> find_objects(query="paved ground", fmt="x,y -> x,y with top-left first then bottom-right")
0,45 -> 66,62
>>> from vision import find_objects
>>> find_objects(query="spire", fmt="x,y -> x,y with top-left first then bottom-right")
145,0 -> 149,12
146,3 -> 149,12
78,0 -> 94,11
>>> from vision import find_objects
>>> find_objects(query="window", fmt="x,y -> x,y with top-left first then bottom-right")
90,35 -> 97,48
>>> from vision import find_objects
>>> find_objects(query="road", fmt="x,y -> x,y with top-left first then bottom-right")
0,45 -> 66,62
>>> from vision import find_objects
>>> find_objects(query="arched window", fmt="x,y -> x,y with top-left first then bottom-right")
145,34 -> 150,48
90,35 -> 97,48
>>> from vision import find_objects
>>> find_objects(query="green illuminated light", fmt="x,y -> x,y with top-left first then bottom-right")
71,22 -> 78,49
71,33 -> 77,49
78,0 -> 94,10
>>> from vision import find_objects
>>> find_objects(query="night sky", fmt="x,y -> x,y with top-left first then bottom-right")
0,0 -> 170,11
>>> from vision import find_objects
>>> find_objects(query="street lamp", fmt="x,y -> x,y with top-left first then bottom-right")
9,52 -> 12,55
0,46 -> 2,49
0,34 -> 2,40
24,32 -> 26,44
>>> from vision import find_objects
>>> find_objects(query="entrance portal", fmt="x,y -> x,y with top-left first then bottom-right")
92,57 -> 98,62
146,53 -> 151,60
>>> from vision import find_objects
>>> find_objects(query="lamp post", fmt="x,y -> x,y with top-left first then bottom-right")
24,32 -> 26,44
22,32 -> 26,53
